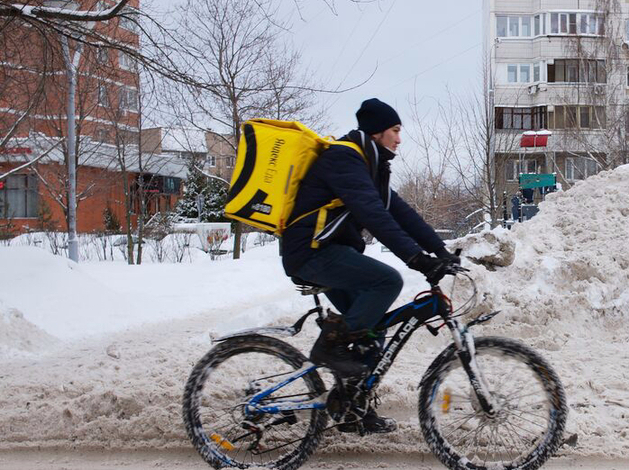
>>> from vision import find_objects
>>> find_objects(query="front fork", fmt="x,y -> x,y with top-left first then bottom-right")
446,319 -> 499,417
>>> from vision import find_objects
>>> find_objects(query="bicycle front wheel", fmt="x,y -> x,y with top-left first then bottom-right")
183,335 -> 328,470
419,336 -> 567,470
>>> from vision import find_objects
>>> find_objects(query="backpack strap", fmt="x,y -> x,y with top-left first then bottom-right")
286,140 -> 368,248
330,140 -> 365,159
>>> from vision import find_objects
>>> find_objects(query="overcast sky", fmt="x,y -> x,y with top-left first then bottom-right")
279,0 -> 483,136
148,0 -> 483,155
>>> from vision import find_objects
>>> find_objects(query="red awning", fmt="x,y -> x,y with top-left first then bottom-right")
520,131 -> 551,148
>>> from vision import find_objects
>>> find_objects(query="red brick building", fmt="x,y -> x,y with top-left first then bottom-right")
0,0 -> 184,235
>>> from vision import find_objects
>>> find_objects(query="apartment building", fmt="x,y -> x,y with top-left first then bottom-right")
141,127 -> 236,183
0,0 -> 185,235
484,0 -> 629,213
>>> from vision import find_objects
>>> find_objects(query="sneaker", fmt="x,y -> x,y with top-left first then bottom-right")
337,408 -> 397,434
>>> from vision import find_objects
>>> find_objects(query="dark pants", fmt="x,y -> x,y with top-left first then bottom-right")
294,244 -> 403,331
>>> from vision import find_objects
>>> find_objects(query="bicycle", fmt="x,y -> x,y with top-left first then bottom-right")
182,265 -> 568,470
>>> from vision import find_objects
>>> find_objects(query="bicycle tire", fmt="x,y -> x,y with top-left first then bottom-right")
419,336 -> 567,470
183,335 -> 328,470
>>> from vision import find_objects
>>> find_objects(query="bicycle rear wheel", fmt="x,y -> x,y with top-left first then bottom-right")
183,335 -> 327,470
419,336 -> 567,470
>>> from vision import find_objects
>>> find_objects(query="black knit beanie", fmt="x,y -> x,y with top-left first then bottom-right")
356,98 -> 401,135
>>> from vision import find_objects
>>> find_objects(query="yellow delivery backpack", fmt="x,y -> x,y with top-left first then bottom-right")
225,119 -> 365,236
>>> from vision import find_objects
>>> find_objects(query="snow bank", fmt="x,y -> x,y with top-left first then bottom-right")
0,301 -> 60,358
0,244 -> 293,341
0,165 -> 628,458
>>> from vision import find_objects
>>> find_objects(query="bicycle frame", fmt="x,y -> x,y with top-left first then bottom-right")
244,286 -> 499,418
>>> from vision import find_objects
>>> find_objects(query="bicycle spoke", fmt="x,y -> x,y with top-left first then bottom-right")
183,338 -> 327,470
441,411 -> 483,439
420,338 -> 566,470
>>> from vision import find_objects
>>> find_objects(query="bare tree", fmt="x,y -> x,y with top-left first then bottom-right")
553,0 -> 629,180
404,61 -> 522,230
397,94 -> 484,235
166,0 -> 327,259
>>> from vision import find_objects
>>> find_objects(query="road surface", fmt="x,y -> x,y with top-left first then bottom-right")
1,449 -> 627,470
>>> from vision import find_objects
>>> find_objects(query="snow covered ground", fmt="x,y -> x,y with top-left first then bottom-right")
1,164 -> 629,464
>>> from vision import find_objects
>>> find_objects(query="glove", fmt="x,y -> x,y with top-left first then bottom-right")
435,247 -> 461,266
407,252 -> 448,285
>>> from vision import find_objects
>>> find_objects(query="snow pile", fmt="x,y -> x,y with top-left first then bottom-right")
0,301 -> 60,358
452,164 -> 629,331
0,165 -> 628,458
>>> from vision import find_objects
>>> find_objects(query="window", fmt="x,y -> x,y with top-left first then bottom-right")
580,106 -> 590,128
547,59 -> 606,83
597,60 -> 606,83
506,160 -> 537,181
163,177 -> 181,194
548,12 -> 604,36
495,107 -> 547,130
95,128 -> 109,142
227,156 -> 235,168
498,16 -> 535,37
96,47 -> 108,64
520,64 -> 531,83
554,106 -> 565,128
508,16 -> 519,36
521,16 -> 531,36
118,51 -> 136,71
594,106 -> 606,128
566,157 -> 599,181
534,15 -> 540,36
119,7 -> 140,34
580,15 -> 588,34
507,65 -> 518,83
589,15 -> 597,34
97,82 -> 108,107
0,174 -> 38,218
549,106 -> 605,129
532,107 -> 546,129
551,13 -> 559,34
119,87 -> 138,111
569,13 -> 577,34
566,106 -> 578,128
497,16 -> 508,37
560,13 -> 568,33
566,60 -> 578,82
533,63 -> 540,82
207,155 -> 216,167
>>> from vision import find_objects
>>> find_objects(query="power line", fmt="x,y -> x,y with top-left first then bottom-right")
386,42 -> 482,92
325,6 -> 368,85
379,8 -> 481,68
333,0 -> 398,93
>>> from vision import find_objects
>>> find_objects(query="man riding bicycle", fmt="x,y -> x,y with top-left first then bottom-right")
281,98 -> 460,434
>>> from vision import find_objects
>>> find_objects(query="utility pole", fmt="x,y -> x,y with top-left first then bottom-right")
61,34 -> 79,262
45,0 -> 96,262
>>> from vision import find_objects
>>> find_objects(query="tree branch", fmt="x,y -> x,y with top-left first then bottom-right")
0,0 -> 129,22
0,139 -> 64,181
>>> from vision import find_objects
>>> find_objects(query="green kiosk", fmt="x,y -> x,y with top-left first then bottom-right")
517,173 -> 557,221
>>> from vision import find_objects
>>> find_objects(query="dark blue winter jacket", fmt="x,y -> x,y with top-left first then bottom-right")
281,132 -> 446,276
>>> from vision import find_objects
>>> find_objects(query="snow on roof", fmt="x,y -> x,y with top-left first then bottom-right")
160,127 -> 208,154
1,134 -> 188,178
